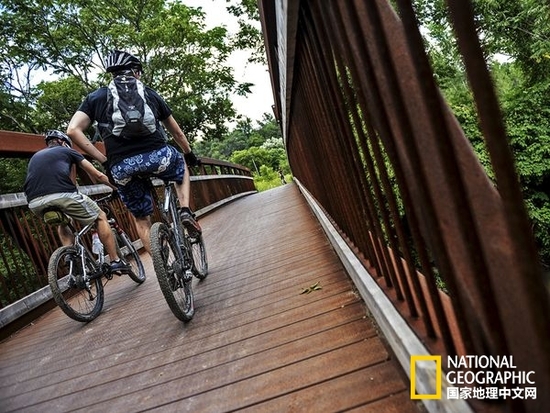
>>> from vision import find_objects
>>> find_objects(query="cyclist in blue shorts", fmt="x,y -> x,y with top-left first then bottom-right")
67,50 -> 201,253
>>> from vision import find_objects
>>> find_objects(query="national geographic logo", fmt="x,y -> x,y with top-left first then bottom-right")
410,355 -> 442,399
410,355 -> 537,401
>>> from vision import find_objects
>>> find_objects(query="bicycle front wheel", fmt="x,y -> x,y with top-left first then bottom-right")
188,233 -> 208,280
150,222 -> 195,321
116,231 -> 146,284
48,246 -> 104,322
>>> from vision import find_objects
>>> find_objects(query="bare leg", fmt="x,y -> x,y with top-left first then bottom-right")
96,210 -> 120,261
57,224 -> 74,246
174,163 -> 190,209
173,163 -> 201,233
134,215 -> 152,254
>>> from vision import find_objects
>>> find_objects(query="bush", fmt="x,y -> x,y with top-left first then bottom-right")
253,165 -> 292,191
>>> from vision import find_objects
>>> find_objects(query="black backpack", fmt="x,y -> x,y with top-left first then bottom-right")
104,75 -> 157,139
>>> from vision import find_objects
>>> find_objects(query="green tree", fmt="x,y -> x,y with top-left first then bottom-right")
230,141 -> 286,174
0,0 -> 262,141
472,0 -> 550,83
33,77 -> 90,132
196,113 -> 282,161
196,117 -> 254,160
413,0 -> 550,262
230,146 -> 272,173
0,159 -> 28,193
225,0 -> 266,64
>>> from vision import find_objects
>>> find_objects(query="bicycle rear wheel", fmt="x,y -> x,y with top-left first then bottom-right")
150,222 -> 195,321
188,232 -> 208,280
48,246 -> 104,322
115,231 -> 146,283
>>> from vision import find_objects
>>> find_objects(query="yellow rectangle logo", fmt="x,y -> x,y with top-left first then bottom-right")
410,355 -> 442,399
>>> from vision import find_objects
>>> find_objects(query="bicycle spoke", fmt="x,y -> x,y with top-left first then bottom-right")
48,246 -> 104,322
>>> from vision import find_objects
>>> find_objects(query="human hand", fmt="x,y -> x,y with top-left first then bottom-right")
184,151 -> 201,167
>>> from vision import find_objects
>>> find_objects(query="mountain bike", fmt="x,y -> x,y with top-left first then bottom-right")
46,193 -> 146,322
150,180 -> 208,322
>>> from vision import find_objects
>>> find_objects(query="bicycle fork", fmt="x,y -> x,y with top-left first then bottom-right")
164,190 -> 193,284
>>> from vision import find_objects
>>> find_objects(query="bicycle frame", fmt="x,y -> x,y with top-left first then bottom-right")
68,222 -> 104,281
161,184 -> 175,226
160,182 -> 194,278
46,192 -> 146,322
162,185 -> 179,236
59,194 -> 117,283
149,178 -> 207,321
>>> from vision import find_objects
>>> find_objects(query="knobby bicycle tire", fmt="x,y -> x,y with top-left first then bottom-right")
116,231 -> 146,283
150,222 -> 195,321
48,246 -> 104,322
187,231 -> 208,279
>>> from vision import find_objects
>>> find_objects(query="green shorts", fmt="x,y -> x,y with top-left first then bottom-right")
28,192 -> 100,226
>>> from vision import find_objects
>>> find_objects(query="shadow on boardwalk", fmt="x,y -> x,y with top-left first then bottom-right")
0,183 -> 423,413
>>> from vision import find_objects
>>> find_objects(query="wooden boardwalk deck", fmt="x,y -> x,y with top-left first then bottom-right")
0,183 -> 423,413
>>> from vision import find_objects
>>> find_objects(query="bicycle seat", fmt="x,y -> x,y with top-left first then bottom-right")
42,207 -> 69,225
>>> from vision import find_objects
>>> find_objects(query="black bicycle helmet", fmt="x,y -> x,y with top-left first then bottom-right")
104,50 -> 143,73
44,130 -> 73,147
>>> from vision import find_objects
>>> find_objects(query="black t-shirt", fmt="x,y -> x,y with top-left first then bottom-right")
24,146 -> 85,201
77,85 -> 173,165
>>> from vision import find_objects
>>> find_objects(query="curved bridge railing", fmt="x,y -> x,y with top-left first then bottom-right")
259,1 -> 550,412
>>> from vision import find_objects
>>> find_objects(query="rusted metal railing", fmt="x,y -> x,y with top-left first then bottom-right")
259,1 -> 550,412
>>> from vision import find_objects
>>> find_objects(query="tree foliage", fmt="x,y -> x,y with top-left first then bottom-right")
194,111 -> 289,188
0,0 -> 264,141
0,159 -> 28,194
224,0 -> 266,64
413,0 -> 550,262
196,112 -> 285,171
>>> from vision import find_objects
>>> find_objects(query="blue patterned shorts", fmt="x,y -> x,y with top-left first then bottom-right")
110,145 -> 184,217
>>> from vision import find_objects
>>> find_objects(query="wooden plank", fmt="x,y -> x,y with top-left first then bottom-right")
0,183 -> 421,413
237,363 -> 415,413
